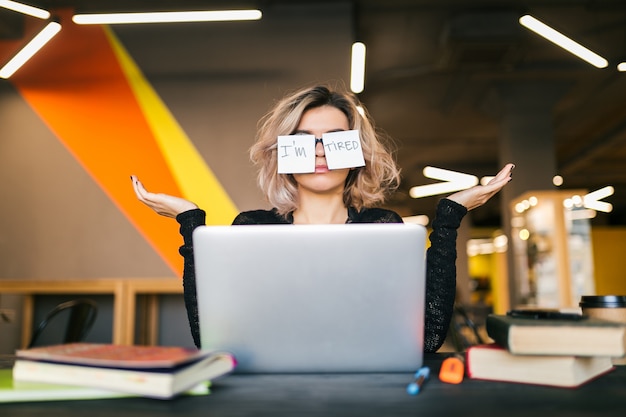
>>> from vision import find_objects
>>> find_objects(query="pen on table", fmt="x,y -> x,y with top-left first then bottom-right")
406,366 -> 430,395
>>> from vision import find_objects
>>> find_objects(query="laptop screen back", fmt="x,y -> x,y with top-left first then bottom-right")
193,223 -> 427,373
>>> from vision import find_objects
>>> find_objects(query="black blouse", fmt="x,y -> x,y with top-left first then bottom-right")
176,198 -> 467,352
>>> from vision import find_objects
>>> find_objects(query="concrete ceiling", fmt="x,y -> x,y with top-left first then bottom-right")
3,0 -> 626,227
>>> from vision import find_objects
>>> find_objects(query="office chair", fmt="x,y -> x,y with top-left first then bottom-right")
28,298 -> 98,348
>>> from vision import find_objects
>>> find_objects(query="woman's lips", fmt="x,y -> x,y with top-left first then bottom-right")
315,165 -> 329,173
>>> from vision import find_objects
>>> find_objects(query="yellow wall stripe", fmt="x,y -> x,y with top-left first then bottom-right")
105,27 -> 239,225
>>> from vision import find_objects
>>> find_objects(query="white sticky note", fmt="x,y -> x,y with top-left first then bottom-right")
322,130 -> 365,170
277,135 -> 316,174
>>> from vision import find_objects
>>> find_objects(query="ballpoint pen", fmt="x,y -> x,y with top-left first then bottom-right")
406,366 -> 430,395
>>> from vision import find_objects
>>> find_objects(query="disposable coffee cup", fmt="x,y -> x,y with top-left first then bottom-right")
579,295 -> 626,365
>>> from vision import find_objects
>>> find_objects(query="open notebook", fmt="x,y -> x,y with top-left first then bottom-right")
193,223 -> 427,373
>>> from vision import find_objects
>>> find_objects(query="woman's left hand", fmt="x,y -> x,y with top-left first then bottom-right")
447,163 -> 515,211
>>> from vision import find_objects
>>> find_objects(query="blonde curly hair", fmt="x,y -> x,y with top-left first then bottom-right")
250,84 -> 401,216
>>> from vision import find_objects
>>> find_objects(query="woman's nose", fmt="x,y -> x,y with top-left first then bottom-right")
315,138 -> 325,156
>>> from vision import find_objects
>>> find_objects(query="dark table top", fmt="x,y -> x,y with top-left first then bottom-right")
2,353 -> 625,417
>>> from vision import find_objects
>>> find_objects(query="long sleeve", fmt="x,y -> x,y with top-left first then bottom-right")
351,203 -> 466,352
423,198 -> 467,352
176,208 -> 286,348
176,203 -> 466,352
176,208 -> 207,348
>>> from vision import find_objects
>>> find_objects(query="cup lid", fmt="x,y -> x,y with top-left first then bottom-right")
579,295 -> 626,308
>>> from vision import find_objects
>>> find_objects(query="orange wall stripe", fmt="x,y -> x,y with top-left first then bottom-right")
9,10 -> 184,275
104,27 -> 239,225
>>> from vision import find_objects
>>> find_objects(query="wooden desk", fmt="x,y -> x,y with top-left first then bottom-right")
0,278 -> 182,347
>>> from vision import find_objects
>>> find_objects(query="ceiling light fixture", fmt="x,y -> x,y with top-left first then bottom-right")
350,42 -> 366,94
0,0 -> 50,19
409,166 -> 478,199
552,175 -> 564,186
519,14 -> 608,68
583,186 -> 614,213
402,215 -> 429,226
0,21 -> 61,79
72,9 -> 262,25
618,62 -> 626,72
568,209 -> 597,220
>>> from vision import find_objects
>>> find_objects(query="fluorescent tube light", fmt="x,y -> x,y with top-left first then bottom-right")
0,0 -> 50,19
72,9 -> 262,24
583,186 -> 614,213
409,166 -> 478,198
402,215 -> 429,226
423,166 -> 478,184
350,42 -> 366,94
568,209 -> 597,220
519,15 -> 608,68
409,182 -> 471,199
0,21 -> 61,79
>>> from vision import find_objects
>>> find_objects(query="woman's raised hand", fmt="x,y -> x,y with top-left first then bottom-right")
446,163 -> 515,211
130,175 -> 198,218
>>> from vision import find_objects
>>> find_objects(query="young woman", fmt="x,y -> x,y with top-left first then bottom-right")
131,84 -> 514,352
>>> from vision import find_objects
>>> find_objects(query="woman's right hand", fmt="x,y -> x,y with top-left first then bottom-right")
130,175 -> 198,218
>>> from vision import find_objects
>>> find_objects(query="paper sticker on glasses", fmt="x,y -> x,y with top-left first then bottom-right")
277,135 -> 316,174
277,130 -> 364,174
322,130 -> 365,170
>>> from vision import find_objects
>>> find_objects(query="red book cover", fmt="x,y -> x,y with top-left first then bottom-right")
16,343 -> 215,369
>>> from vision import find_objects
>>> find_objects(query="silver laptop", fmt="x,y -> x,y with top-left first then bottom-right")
192,223 -> 427,373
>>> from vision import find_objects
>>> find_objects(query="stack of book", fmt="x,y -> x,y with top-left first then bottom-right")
466,311 -> 626,388
6,343 -> 236,401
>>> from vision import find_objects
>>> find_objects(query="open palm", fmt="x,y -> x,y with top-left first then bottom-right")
130,175 -> 198,218
447,163 -> 514,211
